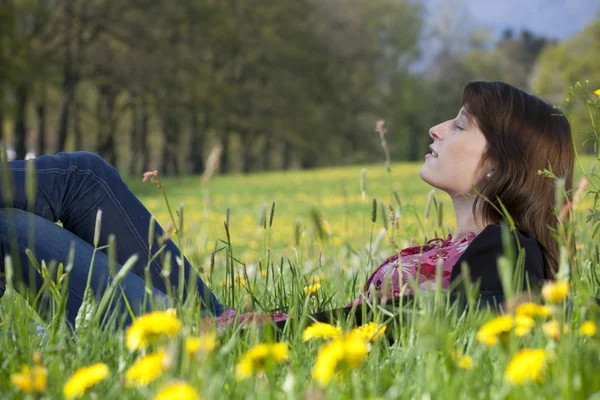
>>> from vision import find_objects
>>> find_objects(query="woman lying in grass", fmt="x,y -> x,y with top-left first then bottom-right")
0,81 -> 574,328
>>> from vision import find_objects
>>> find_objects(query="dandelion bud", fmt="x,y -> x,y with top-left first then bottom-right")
371,198 -> 377,223
4,255 -> 13,291
148,215 -> 156,250
269,201 -> 276,227
93,210 -> 102,247
360,169 -> 367,200
162,251 -> 172,278
108,234 -> 117,277
380,201 -> 388,230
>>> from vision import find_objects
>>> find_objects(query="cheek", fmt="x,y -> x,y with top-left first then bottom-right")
443,141 -> 486,189
420,136 -> 487,194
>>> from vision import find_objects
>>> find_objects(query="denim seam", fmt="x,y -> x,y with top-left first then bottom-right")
10,166 -> 163,277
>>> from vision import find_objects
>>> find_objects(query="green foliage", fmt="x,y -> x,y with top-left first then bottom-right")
0,0 -> 426,172
532,17 -> 600,153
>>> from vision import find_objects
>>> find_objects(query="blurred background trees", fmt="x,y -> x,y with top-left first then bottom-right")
0,0 -> 598,175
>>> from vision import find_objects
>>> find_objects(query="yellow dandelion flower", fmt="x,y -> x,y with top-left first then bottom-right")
304,283 -> 321,295
235,342 -> 290,380
11,367 -> 34,394
31,365 -> 47,392
63,363 -> 109,400
271,342 -> 290,360
10,365 -> 48,393
541,281 -> 569,303
351,322 -> 387,342
580,320 -> 597,337
234,275 -> 246,287
342,334 -> 369,367
515,302 -> 551,318
303,322 -> 342,342
477,314 -> 534,345
514,316 -> 535,337
312,334 -> 369,387
594,89 -> 600,97
186,333 -> 217,356
457,355 -> 473,370
476,315 -> 513,346
505,349 -> 547,385
126,309 -> 182,350
125,351 -> 165,387
154,381 -> 200,400
542,320 -> 569,340
312,339 -> 344,387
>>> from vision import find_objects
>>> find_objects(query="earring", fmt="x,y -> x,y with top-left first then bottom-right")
486,172 -> 493,178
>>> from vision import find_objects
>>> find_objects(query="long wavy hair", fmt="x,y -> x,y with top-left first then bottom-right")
462,81 -> 574,278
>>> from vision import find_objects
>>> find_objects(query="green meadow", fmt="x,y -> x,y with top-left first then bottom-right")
1,157 -> 600,399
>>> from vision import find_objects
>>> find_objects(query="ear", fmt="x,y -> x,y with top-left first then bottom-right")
474,155 -> 495,188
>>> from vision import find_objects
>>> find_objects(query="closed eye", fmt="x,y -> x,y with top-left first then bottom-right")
453,121 -> 464,131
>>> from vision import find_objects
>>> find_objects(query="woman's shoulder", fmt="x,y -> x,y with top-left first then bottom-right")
450,224 -> 546,295
471,224 -> 543,253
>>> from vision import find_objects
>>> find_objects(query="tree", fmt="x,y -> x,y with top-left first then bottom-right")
531,16 -> 600,153
4,0 -> 58,159
0,0 -> 429,170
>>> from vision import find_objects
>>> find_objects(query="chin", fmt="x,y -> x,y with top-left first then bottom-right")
419,166 -> 445,192
419,169 -> 436,187
418,164 -> 432,184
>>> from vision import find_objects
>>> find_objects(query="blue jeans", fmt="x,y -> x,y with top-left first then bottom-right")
0,152 -> 228,326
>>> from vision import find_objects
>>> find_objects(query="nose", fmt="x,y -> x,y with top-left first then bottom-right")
429,122 -> 444,141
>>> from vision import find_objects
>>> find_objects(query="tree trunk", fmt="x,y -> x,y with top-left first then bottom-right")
139,100 -> 149,172
36,102 -> 46,156
240,130 -> 254,173
219,133 -> 230,174
56,87 -> 73,152
0,106 -> 4,144
262,133 -> 272,171
162,114 -> 180,175
56,0 -> 76,152
128,98 -> 150,175
300,150 -> 317,170
96,84 -> 117,166
128,99 -> 139,175
282,140 -> 292,169
14,84 -> 28,160
73,99 -> 82,150
188,105 -> 205,173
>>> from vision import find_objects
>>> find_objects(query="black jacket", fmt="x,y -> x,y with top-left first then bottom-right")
450,224 -> 547,296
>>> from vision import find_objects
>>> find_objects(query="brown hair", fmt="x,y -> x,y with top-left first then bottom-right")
462,81 -> 574,278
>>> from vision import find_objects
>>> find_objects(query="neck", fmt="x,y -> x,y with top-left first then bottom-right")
451,195 -> 487,241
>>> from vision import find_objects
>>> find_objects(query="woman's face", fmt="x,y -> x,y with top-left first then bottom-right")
419,107 -> 489,196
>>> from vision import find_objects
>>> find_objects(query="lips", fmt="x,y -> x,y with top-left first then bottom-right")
428,145 -> 438,158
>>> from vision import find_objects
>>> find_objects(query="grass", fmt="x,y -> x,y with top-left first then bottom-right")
1,155 -> 600,399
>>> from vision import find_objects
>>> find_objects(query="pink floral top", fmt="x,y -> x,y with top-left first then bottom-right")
346,232 -> 477,306
209,232 -> 477,328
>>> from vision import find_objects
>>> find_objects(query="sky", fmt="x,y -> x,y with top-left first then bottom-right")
424,0 -> 600,41
413,0 -> 600,69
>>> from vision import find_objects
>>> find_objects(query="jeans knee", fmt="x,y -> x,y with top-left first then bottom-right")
62,152 -> 117,180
